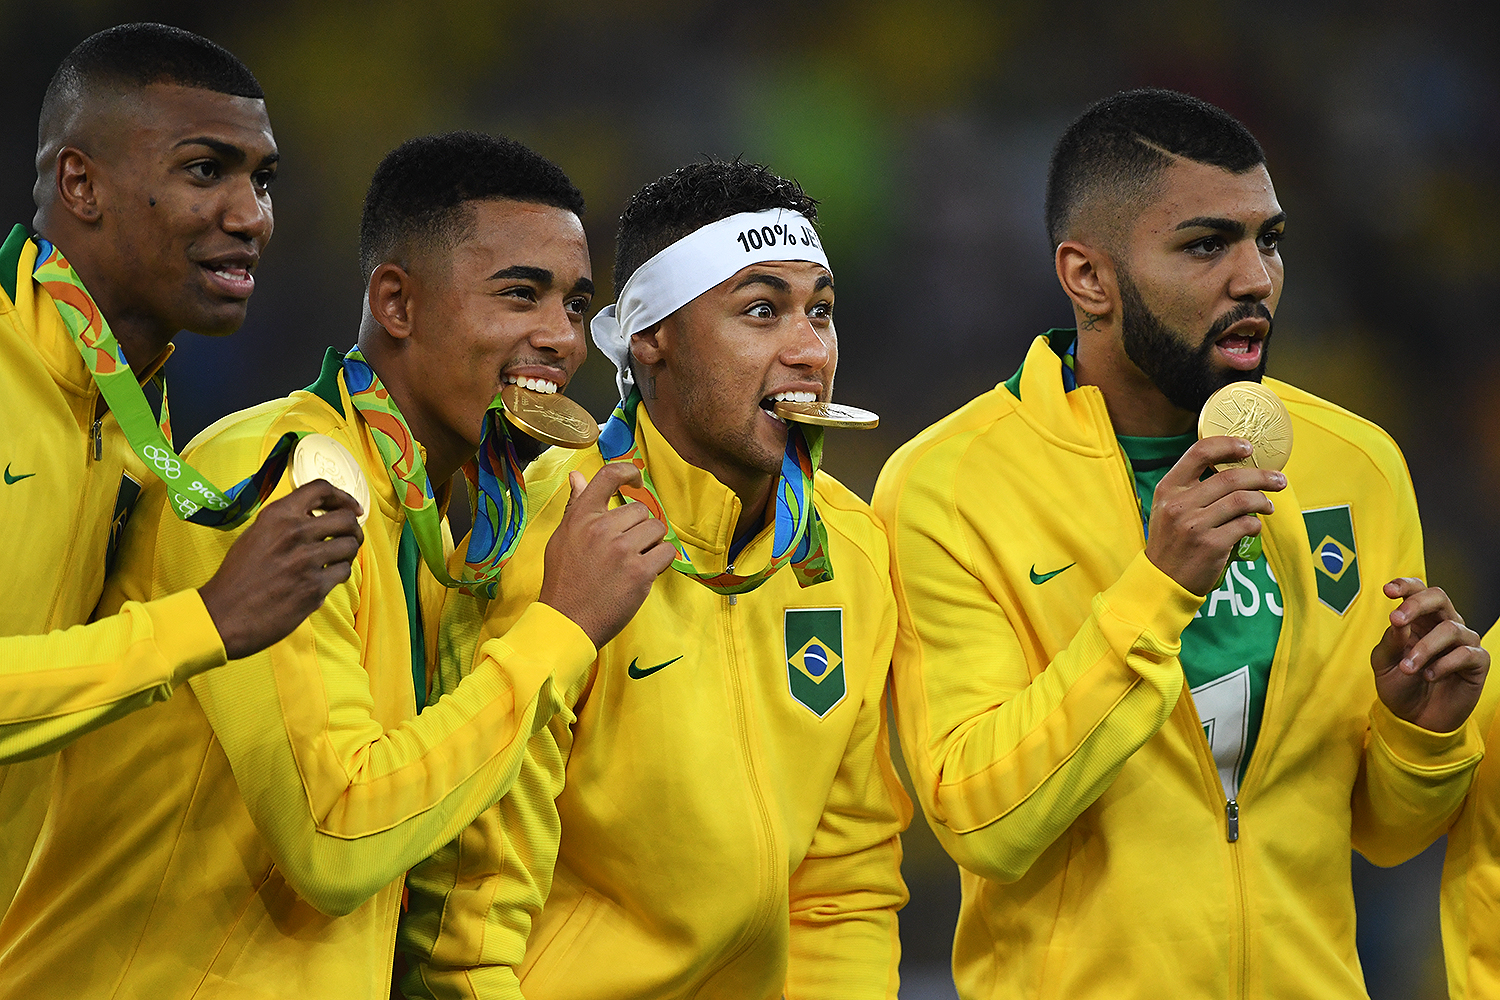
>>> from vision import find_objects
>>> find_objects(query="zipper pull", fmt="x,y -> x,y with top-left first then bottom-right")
91,416 -> 103,461
727,563 -> 737,606
1225,799 -> 1240,842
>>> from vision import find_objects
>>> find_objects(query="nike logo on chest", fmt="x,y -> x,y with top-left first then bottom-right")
627,656 -> 683,680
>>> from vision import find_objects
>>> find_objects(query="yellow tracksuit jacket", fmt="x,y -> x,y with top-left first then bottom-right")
0,226 -> 225,912
0,352 -> 595,999
874,332 -> 1484,1000
399,404 -> 911,1000
1441,621 -> 1500,999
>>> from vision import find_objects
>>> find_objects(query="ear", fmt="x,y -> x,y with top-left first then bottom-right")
1055,240 -> 1117,319
54,147 -> 102,224
367,262 -> 416,339
628,320 -> 666,369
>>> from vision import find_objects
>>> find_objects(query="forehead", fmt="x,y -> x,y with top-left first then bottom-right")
111,83 -> 275,153
1133,159 -> 1280,236
452,199 -> 590,271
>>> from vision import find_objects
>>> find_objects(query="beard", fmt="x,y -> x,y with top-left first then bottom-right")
1118,271 -> 1273,413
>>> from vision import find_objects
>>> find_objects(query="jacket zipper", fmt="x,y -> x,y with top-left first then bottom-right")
1107,410 -> 1251,999
44,393 -> 102,630
697,567 -> 777,994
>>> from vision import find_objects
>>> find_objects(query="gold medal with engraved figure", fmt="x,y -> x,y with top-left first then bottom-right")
1198,381 -> 1293,471
773,400 -> 880,430
499,384 -> 600,449
290,433 -> 371,525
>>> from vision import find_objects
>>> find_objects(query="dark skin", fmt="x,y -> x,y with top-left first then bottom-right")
1053,157 -> 1486,732
631,260 -> 836,540
33,80 -> 361,659
359,198 -> 673,647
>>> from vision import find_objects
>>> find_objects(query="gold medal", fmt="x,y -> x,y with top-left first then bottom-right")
500,384 -> 600,449
291,433 -> 371,525
773,400 -> 880,430
1198,381 -> 1293,472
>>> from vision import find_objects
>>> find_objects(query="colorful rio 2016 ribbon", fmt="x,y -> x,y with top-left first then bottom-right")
341,347 -> 524,599
31,235 -> 296,528
597,387 -> 833,596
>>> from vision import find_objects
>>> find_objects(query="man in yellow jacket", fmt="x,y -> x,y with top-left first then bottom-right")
1442,624 -> 1500,998
0,24 -> 364,910
876,89 -> 1489,999
399,160 -> 911,1000
0,132 -> 674,998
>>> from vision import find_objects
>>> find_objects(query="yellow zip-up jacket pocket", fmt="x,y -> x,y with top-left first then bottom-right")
875,332 -> 1483,1000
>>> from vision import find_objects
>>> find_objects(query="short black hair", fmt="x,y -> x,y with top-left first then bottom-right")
359,130 -> 585,277
41,23 -> 263,126
1044,89 -> 1265,248
614,158 -> 819,292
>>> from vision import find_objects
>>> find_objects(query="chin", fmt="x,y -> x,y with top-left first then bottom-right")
183,304 -> 251,338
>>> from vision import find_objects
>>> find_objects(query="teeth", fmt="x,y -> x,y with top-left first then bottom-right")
769,391 -> 817,403
504,375 -> 559,393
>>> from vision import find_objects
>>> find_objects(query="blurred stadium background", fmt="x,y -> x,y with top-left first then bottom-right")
2,2 -> 1496,996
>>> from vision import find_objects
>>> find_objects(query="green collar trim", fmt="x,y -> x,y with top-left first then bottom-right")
1003,327 -> 1078,400
305,347 -> 347,417
0,224 -> 31,304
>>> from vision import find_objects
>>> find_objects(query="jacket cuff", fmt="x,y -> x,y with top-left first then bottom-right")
1095,551 -> 1202,654
155,588 -> 229,686
1370,697 -> 1485,775
477,601 -> 597,700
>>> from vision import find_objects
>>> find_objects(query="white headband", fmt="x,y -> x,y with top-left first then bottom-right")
591,208 -> 830,398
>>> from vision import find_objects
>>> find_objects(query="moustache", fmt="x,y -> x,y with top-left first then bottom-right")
1203,302 -> 1274,345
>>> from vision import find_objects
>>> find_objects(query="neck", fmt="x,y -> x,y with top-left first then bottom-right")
357,327 -> 472,485
45,229 -> 175,369
639,395 -> 777,543
1072,326 -> 1196,438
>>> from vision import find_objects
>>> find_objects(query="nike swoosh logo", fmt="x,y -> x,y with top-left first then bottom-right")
627,656 -> 682,680
1029,562 -> 1075,585
3,464 -> 35,485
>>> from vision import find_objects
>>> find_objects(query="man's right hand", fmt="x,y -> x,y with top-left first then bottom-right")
539,461 -> 677,649
1144,436 -> 1286,597
199,481 -> 365,660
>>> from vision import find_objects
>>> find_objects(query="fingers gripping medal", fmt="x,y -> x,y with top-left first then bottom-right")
773,400 -> 880,430
290,434 -> 371,525
1198,381 -> 1293,562
500,384 -> 600,449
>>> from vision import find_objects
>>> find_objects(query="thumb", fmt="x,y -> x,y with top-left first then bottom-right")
568,471 -> 587,501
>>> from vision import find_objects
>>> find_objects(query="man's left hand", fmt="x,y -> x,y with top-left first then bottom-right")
1371,578 -> 1488,734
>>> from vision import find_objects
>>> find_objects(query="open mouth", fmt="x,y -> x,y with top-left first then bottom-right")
759,390 -> 818,424
502,374 -> 561,394
1214,325 -> 1268,372
200,263 -> 255,298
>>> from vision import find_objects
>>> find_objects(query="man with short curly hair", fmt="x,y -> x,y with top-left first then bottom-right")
399,159 -> 910,1000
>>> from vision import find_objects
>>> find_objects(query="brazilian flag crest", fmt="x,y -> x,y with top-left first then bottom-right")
1304,504 -> 1360,614
786,607 -> 846,719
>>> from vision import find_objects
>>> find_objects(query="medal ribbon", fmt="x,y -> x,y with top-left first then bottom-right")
597,387 -> 833,595
31,236 -> 296,527
340,347 -> 523,599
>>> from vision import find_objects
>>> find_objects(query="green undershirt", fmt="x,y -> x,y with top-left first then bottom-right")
1119,432 -> 1283,798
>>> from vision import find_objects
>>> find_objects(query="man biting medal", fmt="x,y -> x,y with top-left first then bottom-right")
399,158 -> 908,1000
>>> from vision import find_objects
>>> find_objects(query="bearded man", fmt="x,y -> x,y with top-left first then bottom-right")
875,89 -> 1489,999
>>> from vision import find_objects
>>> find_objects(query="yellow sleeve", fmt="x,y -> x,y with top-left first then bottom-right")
398,708 -> 572,1000
877,458 -> 1196,885
1350,447 -> 1484,867
132,444 -> 595,918
785,595 -> 910,1000
0,587 -> 225,763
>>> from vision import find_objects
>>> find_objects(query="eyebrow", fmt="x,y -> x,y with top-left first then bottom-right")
173,137 -> 279,168
733,273 -> 791,293
1175,211 -> 1287,238
814,274 -> 835,292
488,264 -> 553,285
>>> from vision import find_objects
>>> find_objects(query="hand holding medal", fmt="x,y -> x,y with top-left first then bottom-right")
1197,381 -> 1293,566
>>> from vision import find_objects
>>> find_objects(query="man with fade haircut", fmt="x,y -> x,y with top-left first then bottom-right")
875,89 -> 1489,999
0,22 -> 363,911
0,131 -> 673,999
398,159 -> 910,1000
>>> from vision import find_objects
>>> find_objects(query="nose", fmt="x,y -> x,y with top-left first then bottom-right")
1228,243 -> 1275,303
528,298 -> 588,360
782,312 -> 832,373
222,176 -> 273,247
